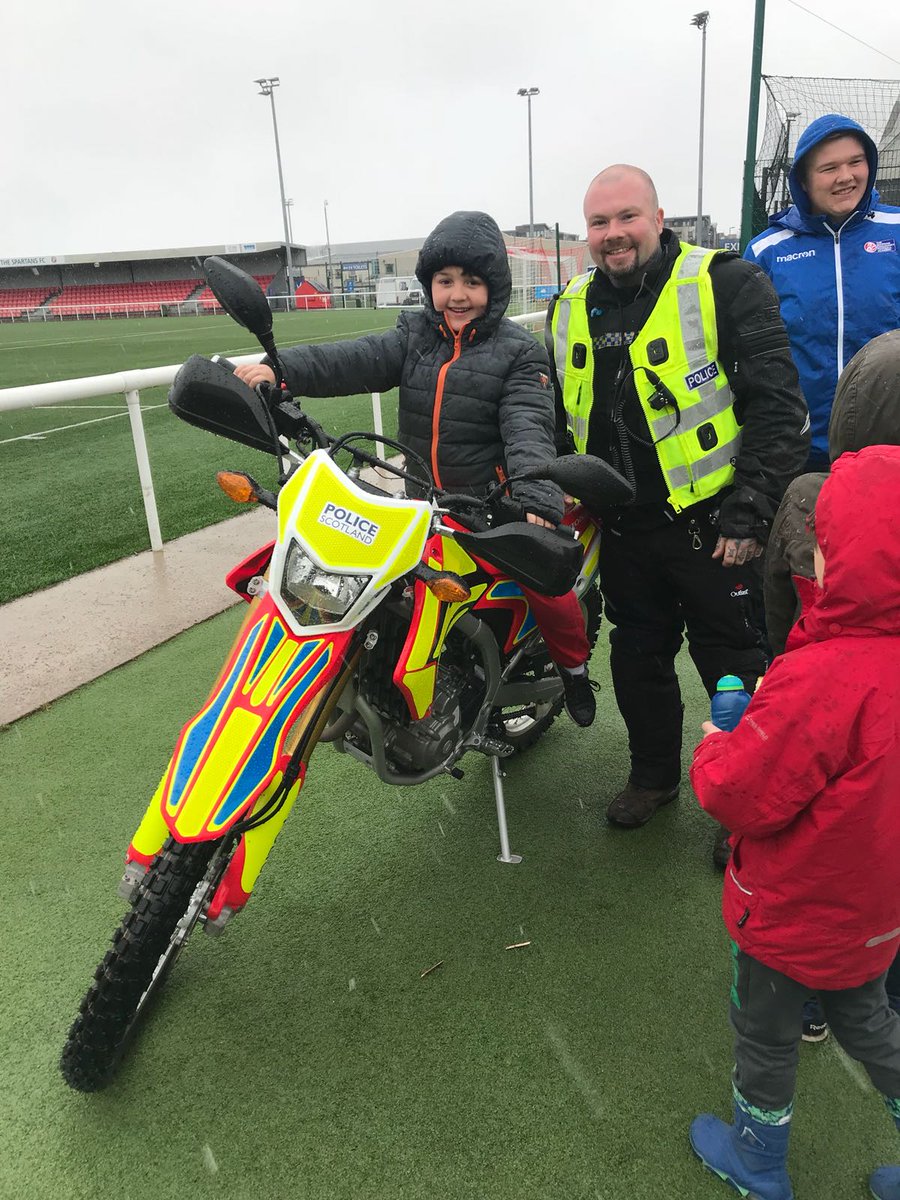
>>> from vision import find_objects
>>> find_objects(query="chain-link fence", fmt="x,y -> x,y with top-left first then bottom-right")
753,75 -> 900,236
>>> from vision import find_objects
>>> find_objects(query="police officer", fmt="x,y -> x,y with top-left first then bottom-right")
547,164 -> 809,865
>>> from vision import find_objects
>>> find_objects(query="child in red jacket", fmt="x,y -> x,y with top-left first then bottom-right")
688,445 -> 900,1200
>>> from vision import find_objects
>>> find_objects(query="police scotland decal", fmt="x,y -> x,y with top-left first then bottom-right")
318,502 -> 380,546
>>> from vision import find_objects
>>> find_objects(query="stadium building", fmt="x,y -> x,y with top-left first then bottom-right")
0,228 -> 592,322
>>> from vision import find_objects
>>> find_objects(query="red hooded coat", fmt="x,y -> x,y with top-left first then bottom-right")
691,446 -> 900,990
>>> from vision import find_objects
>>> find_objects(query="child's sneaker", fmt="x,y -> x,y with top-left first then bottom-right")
560,667 -> 598,727
801,997 -> 829,1042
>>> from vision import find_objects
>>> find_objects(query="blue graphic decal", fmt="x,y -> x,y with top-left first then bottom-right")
247,620 -> 288,685
211,647 -> 331,825
485,580 -> 537,641
169,622 -> 262,805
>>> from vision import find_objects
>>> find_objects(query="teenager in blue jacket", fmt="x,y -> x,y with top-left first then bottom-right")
745,113 -> 900,470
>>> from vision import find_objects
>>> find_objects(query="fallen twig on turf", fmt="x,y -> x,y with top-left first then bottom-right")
420,960 -> 444,978
505,941 -> 532,950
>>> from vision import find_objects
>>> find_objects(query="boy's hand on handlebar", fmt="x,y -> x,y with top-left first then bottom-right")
526,512 -> 554,528
234,363 -> 276,389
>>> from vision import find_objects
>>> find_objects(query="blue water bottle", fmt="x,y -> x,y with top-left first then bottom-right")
711,675 -> 752,732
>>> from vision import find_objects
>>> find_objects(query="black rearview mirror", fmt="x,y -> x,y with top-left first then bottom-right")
203,256 -> 273,341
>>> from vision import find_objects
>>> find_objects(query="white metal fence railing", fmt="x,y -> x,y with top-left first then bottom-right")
0,309 -> 547,556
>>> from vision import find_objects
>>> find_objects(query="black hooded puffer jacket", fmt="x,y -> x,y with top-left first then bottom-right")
764,329 -> 900,654
275,210 -> 563,521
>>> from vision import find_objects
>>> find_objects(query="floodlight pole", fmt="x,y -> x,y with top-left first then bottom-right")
324,199 -> 334,294
517,87 -> 540,237
255,76 -> 294,308
782,111 -> 800,208
740,0 -> 767,249
285,198 -> 295,248
692,12 -> 710,246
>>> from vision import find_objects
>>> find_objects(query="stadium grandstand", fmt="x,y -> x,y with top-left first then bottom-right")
0,227 -> 597,321
0,242 -> 302,321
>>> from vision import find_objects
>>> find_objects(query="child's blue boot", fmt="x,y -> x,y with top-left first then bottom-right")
869,1101 -> 900,1199
690,1084 -> 794,1200
869,1166 -> 900,1200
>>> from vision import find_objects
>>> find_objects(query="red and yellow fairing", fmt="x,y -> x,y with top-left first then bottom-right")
392,533 -> 486,719
391,527 -> 539,718
564,503 -> 602,589
128,590 -> 352,865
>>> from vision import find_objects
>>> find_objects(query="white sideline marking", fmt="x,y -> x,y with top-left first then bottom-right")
0,320 -> 238,352
0,316 -> 395,354
0,403 -> 167,445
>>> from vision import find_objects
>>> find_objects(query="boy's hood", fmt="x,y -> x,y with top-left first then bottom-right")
829,329 -> 900,461
415,210 -> 511,336
802,445 -> 900,641
783,113 -> 878,223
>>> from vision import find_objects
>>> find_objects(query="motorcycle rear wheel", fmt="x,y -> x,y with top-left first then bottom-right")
60,837 -> 217,1092
494,585 -> 602,752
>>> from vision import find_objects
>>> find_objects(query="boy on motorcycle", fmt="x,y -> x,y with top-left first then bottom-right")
236,210 -> 596,726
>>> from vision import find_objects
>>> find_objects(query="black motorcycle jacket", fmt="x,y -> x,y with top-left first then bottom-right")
275,211 -> 563,523
547,229 -> 809,540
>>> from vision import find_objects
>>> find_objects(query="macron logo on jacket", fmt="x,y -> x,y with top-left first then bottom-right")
775,249 -> 816,263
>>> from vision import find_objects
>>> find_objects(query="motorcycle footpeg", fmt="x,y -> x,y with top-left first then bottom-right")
465,734 -> 515,759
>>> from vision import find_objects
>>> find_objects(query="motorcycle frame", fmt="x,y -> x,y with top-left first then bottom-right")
124,447 -> 602,916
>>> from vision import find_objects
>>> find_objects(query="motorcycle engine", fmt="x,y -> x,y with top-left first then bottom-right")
382,662 -> 466,772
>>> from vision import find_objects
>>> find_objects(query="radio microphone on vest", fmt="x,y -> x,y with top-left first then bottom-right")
645,368 -> 677,411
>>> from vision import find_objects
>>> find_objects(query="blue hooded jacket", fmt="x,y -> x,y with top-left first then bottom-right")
745,114 -> 900,466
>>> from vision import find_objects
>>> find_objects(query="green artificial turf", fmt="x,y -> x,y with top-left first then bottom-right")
0,620 -> 893,1200
0,312 -> 401,603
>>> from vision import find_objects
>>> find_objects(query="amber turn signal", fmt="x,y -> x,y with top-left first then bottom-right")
426,575 -> 471,603
216,471 -> 258,503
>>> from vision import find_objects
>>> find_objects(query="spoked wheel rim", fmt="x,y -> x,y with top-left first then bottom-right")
131,873 -> 217,1026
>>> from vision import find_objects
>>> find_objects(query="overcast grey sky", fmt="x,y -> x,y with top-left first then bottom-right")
3,0 -> 899,258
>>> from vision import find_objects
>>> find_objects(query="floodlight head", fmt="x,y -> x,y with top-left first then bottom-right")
690,10 -> 709,27
517,86 -> 539,98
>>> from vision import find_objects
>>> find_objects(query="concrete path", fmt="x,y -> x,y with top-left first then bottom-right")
0,508 -> 275,726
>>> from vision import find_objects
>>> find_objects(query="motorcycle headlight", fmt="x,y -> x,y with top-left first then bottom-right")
279,539 -> 370,626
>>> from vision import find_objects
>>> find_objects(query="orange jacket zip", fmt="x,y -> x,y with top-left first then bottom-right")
430,323 -> 474,488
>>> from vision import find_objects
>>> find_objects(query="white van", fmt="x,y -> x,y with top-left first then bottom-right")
376,276 -> 425,308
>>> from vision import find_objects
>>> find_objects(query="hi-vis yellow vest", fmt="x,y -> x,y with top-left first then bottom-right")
550,243 -> 742,513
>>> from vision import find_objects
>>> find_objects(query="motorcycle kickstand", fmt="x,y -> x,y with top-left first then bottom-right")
491,755 -> 522,865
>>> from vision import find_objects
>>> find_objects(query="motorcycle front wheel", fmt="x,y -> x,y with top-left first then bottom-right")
60,837 -> 217,1092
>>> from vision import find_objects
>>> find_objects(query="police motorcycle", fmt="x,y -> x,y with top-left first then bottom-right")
59,257 -> 633,1092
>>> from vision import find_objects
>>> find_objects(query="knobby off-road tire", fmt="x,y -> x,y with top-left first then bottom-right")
60,838 -> 216,1092
494,584 -> 603,753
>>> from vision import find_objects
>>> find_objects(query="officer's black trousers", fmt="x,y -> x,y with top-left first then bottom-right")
597,504 -> 768,790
